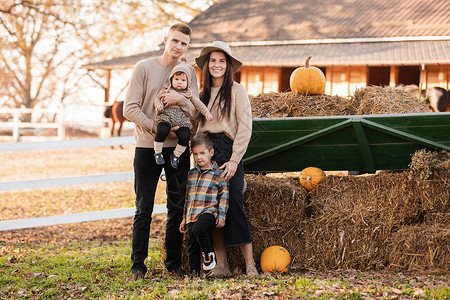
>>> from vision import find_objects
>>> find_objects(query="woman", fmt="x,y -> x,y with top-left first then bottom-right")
195,41 -> 258,277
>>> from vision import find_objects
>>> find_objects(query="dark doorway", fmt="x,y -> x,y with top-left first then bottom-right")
281,67 -> 296,92
368,67 -> 390,86
397,66 -> 420,85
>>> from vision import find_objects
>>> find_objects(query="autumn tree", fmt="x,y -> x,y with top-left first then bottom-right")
0,0 -> 212,114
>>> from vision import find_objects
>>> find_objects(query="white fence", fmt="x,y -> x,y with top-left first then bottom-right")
0,107 -> 66,142
0,136 -> 167,231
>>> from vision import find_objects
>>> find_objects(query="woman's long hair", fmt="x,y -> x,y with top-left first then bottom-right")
199,51 -> 233,121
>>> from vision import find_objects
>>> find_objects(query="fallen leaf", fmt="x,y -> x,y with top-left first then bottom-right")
414,288 -> 426,297
25,271 -> 36,278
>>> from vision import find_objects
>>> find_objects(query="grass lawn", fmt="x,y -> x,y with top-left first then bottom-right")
2,237 -> 448,299
1,142 -> 449,299
1,220 -> 448,299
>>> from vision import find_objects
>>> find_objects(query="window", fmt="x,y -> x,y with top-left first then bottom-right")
240,68 -> 280,95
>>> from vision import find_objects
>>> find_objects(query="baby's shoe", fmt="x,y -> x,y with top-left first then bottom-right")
170,153 -> 180,169
154,153 -> 164,165
202,252 -> 216,271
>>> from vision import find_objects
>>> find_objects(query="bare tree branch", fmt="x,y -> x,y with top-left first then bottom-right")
0,0 -> 214,111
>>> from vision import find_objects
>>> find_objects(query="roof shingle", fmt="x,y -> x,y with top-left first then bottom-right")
82,0 -> 450,70
189,0 -> 450,43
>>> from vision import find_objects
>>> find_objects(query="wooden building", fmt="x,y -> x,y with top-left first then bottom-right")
83,0 -> 450,98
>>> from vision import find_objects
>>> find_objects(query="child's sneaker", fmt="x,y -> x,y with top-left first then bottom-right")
170,153 -> 180,169
202,252 -> 216,270
154,153 -> 164,165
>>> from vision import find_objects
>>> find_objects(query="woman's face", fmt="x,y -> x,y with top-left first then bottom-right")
208,51 -> 227,79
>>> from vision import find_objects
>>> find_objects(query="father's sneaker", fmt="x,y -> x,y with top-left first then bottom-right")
131,270 -> 145,281
165,267 -> 188,278
202,252 -> 216,270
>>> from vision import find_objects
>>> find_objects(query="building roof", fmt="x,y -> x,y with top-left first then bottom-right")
84,39 -> 450,70
189,0 -> 450,43
83,0 -> 450,70
231,39 -> 450,67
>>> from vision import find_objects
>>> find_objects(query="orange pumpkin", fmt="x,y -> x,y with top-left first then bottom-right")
289,56 -> 326,95
260,245 -> 291,274
299,167 -> 326,191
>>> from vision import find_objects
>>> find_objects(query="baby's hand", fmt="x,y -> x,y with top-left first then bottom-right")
156,105 -> 164,112
205,112 -> 213,121
216,218 -> 225,228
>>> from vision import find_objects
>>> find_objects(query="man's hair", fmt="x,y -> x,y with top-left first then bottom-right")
191,133 -> 213,151
169,23 -> 192,38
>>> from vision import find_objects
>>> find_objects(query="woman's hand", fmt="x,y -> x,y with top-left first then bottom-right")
162,89 -> 183,107
219,160 -> 238,182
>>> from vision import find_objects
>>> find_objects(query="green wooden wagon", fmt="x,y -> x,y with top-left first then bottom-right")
243,112 -> 450,173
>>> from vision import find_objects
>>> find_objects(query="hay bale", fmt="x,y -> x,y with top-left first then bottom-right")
409,150 -> 450,213
388,224 -> 450,272
227,174 -> 308,273
300,172 -> 423,270
250,86 -> 431,119
352,85 -> 430,115
250,92 -> 358,118
409,149 -> 450,181
424,213 -> 450,226
200,151 -> 449,273
298,150 -> 449,271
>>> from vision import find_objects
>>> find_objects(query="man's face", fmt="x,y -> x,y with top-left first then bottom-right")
164,30 -> 190,59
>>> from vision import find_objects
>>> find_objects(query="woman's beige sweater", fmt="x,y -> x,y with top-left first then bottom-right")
197,82 -> 252,163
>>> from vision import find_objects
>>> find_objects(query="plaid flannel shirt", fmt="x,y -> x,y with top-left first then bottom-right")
183,161 -> 229,224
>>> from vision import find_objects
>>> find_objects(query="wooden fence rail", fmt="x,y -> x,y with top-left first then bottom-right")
0,135 -> 170,231
0,108 -> 66,141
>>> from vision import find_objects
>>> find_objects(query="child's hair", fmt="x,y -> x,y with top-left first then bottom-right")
191,133 -> 213,151
172,71 -> 186,77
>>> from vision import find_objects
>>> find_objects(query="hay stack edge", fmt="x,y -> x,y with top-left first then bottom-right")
226,87 -> 448,274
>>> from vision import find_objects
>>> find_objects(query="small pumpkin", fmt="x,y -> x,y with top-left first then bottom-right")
299,167 -> 326,191
289,56 -> 326,95
260,245 -> 291,274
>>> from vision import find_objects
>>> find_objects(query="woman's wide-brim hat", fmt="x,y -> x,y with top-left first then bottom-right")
195,41 -> 242,73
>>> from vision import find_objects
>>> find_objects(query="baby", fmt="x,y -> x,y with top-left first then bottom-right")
154,59 -> 213,168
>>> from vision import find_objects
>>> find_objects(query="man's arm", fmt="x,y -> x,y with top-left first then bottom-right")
123,62 -> 155,132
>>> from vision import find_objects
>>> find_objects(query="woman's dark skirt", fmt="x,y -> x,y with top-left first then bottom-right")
208,133 -> 252,246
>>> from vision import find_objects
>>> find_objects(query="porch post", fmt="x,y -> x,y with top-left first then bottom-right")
389,66 -> 398,87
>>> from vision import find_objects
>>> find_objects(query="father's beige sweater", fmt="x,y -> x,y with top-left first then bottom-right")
123,58 -> 199,148
197,82 -> 252,163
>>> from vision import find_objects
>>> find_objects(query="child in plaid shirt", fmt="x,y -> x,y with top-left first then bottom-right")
179,133 -> 229,276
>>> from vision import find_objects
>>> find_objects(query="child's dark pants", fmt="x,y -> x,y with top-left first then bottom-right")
187,213 -> 216,275
155,122 -> 190,147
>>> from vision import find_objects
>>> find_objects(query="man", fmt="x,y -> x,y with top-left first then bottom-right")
123,23 -> 199,280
